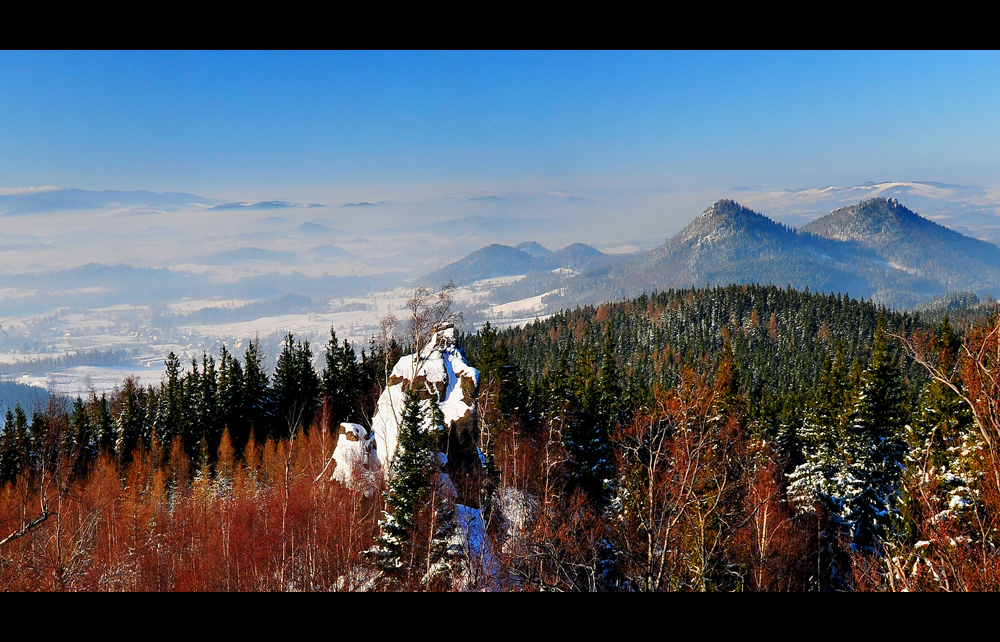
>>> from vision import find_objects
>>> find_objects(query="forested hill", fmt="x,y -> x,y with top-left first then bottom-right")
802,197 -> 1000,299
433,198 -> 1000,312
565,198 -> 979,309
421,242 -> 612,287
581,199 -> 878,304
461,283 -> 931,428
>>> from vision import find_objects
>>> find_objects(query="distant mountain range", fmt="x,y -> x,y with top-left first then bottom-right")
0,189 -> 322,216
0,188 -> 218,215
209,200 -> 323,211
421,241 -> 616,288
429,197 -> 1000,310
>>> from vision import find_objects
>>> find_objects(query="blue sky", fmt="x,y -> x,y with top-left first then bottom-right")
2,51 -> 999,200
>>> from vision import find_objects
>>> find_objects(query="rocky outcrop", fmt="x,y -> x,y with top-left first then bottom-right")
370,323 -> 481,480
331,422 -> 381,491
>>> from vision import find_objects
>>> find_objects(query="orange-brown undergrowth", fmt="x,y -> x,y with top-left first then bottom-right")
0,429 -> 381,591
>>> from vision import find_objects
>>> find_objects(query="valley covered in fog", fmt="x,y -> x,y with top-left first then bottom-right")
3,180 -> 1000,405
0,186 -> 636,402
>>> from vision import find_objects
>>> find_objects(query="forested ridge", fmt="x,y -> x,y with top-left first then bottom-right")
462,284 -> 927,430
4,284 -> 1000,590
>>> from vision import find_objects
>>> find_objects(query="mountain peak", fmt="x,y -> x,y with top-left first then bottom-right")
855,196 -> 914,218
803,197 -> 929,241
705,198 -> 751,218
697,199 -> 776,226
675,199 -> 787,245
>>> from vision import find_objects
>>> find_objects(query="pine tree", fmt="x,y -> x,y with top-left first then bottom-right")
242,337 -> 271,442
0,408 -> 16,481
157,352 -> 184,447
842,321 -> 908,554
374,387 -> 437,578
788,348 -> 850,512
218,345 -> 248,454
322,328 -> 360,427
895,317 -> 975,543
273,332 -> 320,436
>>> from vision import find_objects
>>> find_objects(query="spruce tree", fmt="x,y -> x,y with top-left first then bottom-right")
895,317 -> 974,543
322,328 -> 360,427
564,339 -> 614,507
273,332 -> 320,436
93,394 -> 114,455
0,408 -> 16,481
69,396 -> 92,471
198,353 -> 220,453
157,352 -> 183,446
218,345 -> 248,454
842,322 -> 907,554
788,349 -> 850,512
115,378 -> 147,462
374,387 -> 437,577
242,338 -> 271,442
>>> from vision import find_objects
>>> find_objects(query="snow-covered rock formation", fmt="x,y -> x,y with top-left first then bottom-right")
331,422 -> 381,490
367,323 -> 493,588
370,323 -> 480,471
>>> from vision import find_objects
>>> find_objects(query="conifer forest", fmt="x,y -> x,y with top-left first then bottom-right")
3,283 -> 1000,591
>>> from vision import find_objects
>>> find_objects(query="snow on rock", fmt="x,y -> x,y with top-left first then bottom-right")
332,422 -> 381,491
371,323 -> 480,471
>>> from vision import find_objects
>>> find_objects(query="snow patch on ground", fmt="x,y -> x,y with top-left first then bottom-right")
18,365 -> 167,397
489,293 -> 546,316
889,261 -> 920,275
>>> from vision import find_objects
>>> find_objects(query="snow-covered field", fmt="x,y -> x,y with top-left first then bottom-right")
17,365 -> 167,398
0,278 -> 544,397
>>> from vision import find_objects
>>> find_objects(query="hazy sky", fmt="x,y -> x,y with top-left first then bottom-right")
3,51 -> 999,203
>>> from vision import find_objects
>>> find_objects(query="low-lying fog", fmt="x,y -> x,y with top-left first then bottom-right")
2,181 -> 999,405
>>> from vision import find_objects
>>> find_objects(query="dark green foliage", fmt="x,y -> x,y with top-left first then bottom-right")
321,327 -> 362,428
157,352 -> 183,446
0,332 -> 367,482
375,388 -> 439,575
473,321 -> 525,420
561,335 -> 616,506
217,345 -> 248,452
3,281 -> 987,589
92,394 -> 114,455
462,284 -> 926,441
69,396 -> 92,474
787,349 -> 851,511
0,407 -> 20,482
460,284 -> 929,561
842,322 -> 908,553
115,377 -> 150,463
242,338 -> 272,442
272,332 -> 319,437
894,316 -> 976,546
358,335 -> 404,424
789,320 -> 909,554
